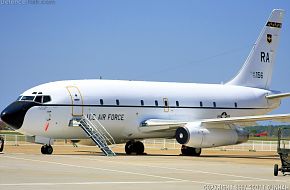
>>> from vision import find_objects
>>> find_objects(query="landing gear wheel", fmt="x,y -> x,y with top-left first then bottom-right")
46,145 -> 53,154
181,145 -> 190,155
125,141 -> 134,155
194,148 -> 202,156
41,145 -> 47,154
41,145 -> 53,155
134,141 -> 145,155
274,164 -> 279,176
0,137 -> 4,152
125,141 -> 145,155
181,145 -> 202,156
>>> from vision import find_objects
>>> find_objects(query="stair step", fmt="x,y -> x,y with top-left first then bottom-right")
79,116 -> 116,156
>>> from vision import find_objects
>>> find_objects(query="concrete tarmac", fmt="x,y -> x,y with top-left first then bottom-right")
0,145 -> 289,190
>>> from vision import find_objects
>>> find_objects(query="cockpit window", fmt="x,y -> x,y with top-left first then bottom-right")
21,96 -> 35,101
19,95 -> 51,103
17,96 -> 22,101
43,96 -> 51,103
34,96 -> 42,103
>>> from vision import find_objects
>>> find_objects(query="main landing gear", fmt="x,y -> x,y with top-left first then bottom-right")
181,145 -> 202,156
41,145 -> 53,155
125,141 -> 145,155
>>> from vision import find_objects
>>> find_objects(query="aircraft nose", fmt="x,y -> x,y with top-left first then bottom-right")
1,101 -> 36,130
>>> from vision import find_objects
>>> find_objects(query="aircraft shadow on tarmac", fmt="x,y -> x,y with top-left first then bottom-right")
199,154 -> 279,160
53,151 -> 280,160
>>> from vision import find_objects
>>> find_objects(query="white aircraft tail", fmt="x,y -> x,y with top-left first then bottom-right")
227,9 -> 284,89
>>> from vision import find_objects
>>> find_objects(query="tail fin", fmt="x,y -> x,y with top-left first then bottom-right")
227,9 -> 284,89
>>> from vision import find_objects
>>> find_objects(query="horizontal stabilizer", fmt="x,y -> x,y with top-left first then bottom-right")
266,92 -> 290,100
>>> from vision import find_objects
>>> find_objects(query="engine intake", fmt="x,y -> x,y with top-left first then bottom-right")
175,127 -> 190,144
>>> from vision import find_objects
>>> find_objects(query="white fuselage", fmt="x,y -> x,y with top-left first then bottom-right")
17,79 -> 278,143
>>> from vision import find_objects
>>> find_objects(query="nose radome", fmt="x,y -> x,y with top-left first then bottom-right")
1,101 -> 36,130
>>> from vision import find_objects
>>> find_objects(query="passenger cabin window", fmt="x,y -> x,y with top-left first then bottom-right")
116,99 -> 120,106
213,102 -> 216,108
234,102 -> 238,108
100,99 -> 104,105
155,100 -> 158,107
164,100 -> 168,107
176,101 -> 179,107
141,100 -> 144,106
200,101 -> 203,107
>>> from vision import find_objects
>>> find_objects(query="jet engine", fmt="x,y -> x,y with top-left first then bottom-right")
175,122 -> 249,148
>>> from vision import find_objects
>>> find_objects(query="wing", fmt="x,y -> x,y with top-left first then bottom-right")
140,114 -> 290,132
201,113 -> 290,129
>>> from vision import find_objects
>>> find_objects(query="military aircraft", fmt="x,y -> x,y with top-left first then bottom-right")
1,9 -> 289,156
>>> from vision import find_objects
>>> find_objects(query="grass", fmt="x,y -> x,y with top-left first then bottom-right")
0,130 -> 22,135
249,136 -> 290,141
249,136 -> 278,141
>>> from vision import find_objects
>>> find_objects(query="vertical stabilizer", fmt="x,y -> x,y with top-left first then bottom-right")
227,9 -> 284,89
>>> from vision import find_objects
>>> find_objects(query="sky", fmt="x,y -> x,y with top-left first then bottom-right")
0,0 -> 290,116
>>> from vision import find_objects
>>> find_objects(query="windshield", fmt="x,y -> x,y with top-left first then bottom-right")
18,95 -> 52,103
21,96 -> 35,101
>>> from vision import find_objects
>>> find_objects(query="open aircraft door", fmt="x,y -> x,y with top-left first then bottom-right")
66,86 -> 84,117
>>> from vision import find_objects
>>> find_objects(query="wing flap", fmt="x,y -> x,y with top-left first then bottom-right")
139,119 -> 186,133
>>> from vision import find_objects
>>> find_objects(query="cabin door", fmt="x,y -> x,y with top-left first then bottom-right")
66,86 -> 84,117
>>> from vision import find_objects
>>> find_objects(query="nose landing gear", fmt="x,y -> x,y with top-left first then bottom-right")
41,145 -> 53,155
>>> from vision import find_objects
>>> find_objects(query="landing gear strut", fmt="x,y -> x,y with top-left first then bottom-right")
41,145 -> 53,155
0,137 -> 4,152
125,141 -> 145,155
181,145 -> 201,156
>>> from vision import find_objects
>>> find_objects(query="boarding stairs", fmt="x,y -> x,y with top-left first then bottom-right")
77,114 -> 116,156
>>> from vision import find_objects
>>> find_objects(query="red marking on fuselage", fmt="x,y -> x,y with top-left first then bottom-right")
44,122 -> 49,132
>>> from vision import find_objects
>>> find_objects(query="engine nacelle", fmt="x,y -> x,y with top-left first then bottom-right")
175,122 -> 249,148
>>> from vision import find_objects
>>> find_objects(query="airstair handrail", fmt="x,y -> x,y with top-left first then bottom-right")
82,114 -> 116,145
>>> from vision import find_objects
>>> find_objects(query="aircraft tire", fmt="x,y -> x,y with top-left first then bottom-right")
125,141 -> 134,155
181,145 -> 189,155
274,164 -> 279,176
41,145 -> 53,155
181,145 -> 201,156
41,145 -> 47,154
194,148 -> 202,156
0,137 -> 4,152
134,141 -> 144,155
46,145 -> 53,155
